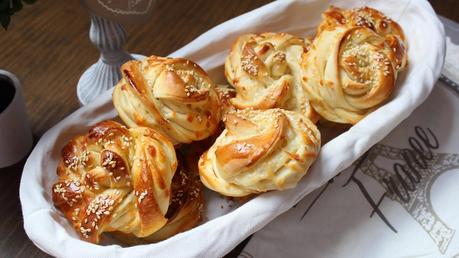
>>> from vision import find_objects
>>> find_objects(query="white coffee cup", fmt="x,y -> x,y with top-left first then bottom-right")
0,70 -> 33,168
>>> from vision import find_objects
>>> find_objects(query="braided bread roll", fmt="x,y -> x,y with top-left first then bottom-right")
302,6 -> 407,124
113,56 -> 221,145
318,6 -> 407,70
225,33 -> 318,122
51,121 -> 203,243
198,109 -> 320,197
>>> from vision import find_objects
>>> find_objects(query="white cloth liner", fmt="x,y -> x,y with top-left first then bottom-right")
19,0 -> 445,257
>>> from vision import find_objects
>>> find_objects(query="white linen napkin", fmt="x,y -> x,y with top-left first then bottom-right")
241,17 -> 459,258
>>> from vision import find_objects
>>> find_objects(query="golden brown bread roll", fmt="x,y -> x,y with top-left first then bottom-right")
225,32 -> 318,122
318,6 -> 407,70
302,6 -> 407,124
198,109 -> 320,197
51,121 -> 203,244
113,55 -> 221,145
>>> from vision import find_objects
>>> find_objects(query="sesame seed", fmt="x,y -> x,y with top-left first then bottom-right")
80,150 -> 89,167
241,52 -> 259,76
138,190 -> 148,203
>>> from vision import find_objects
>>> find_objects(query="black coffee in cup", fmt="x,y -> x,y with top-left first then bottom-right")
0,74 -> 16,114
